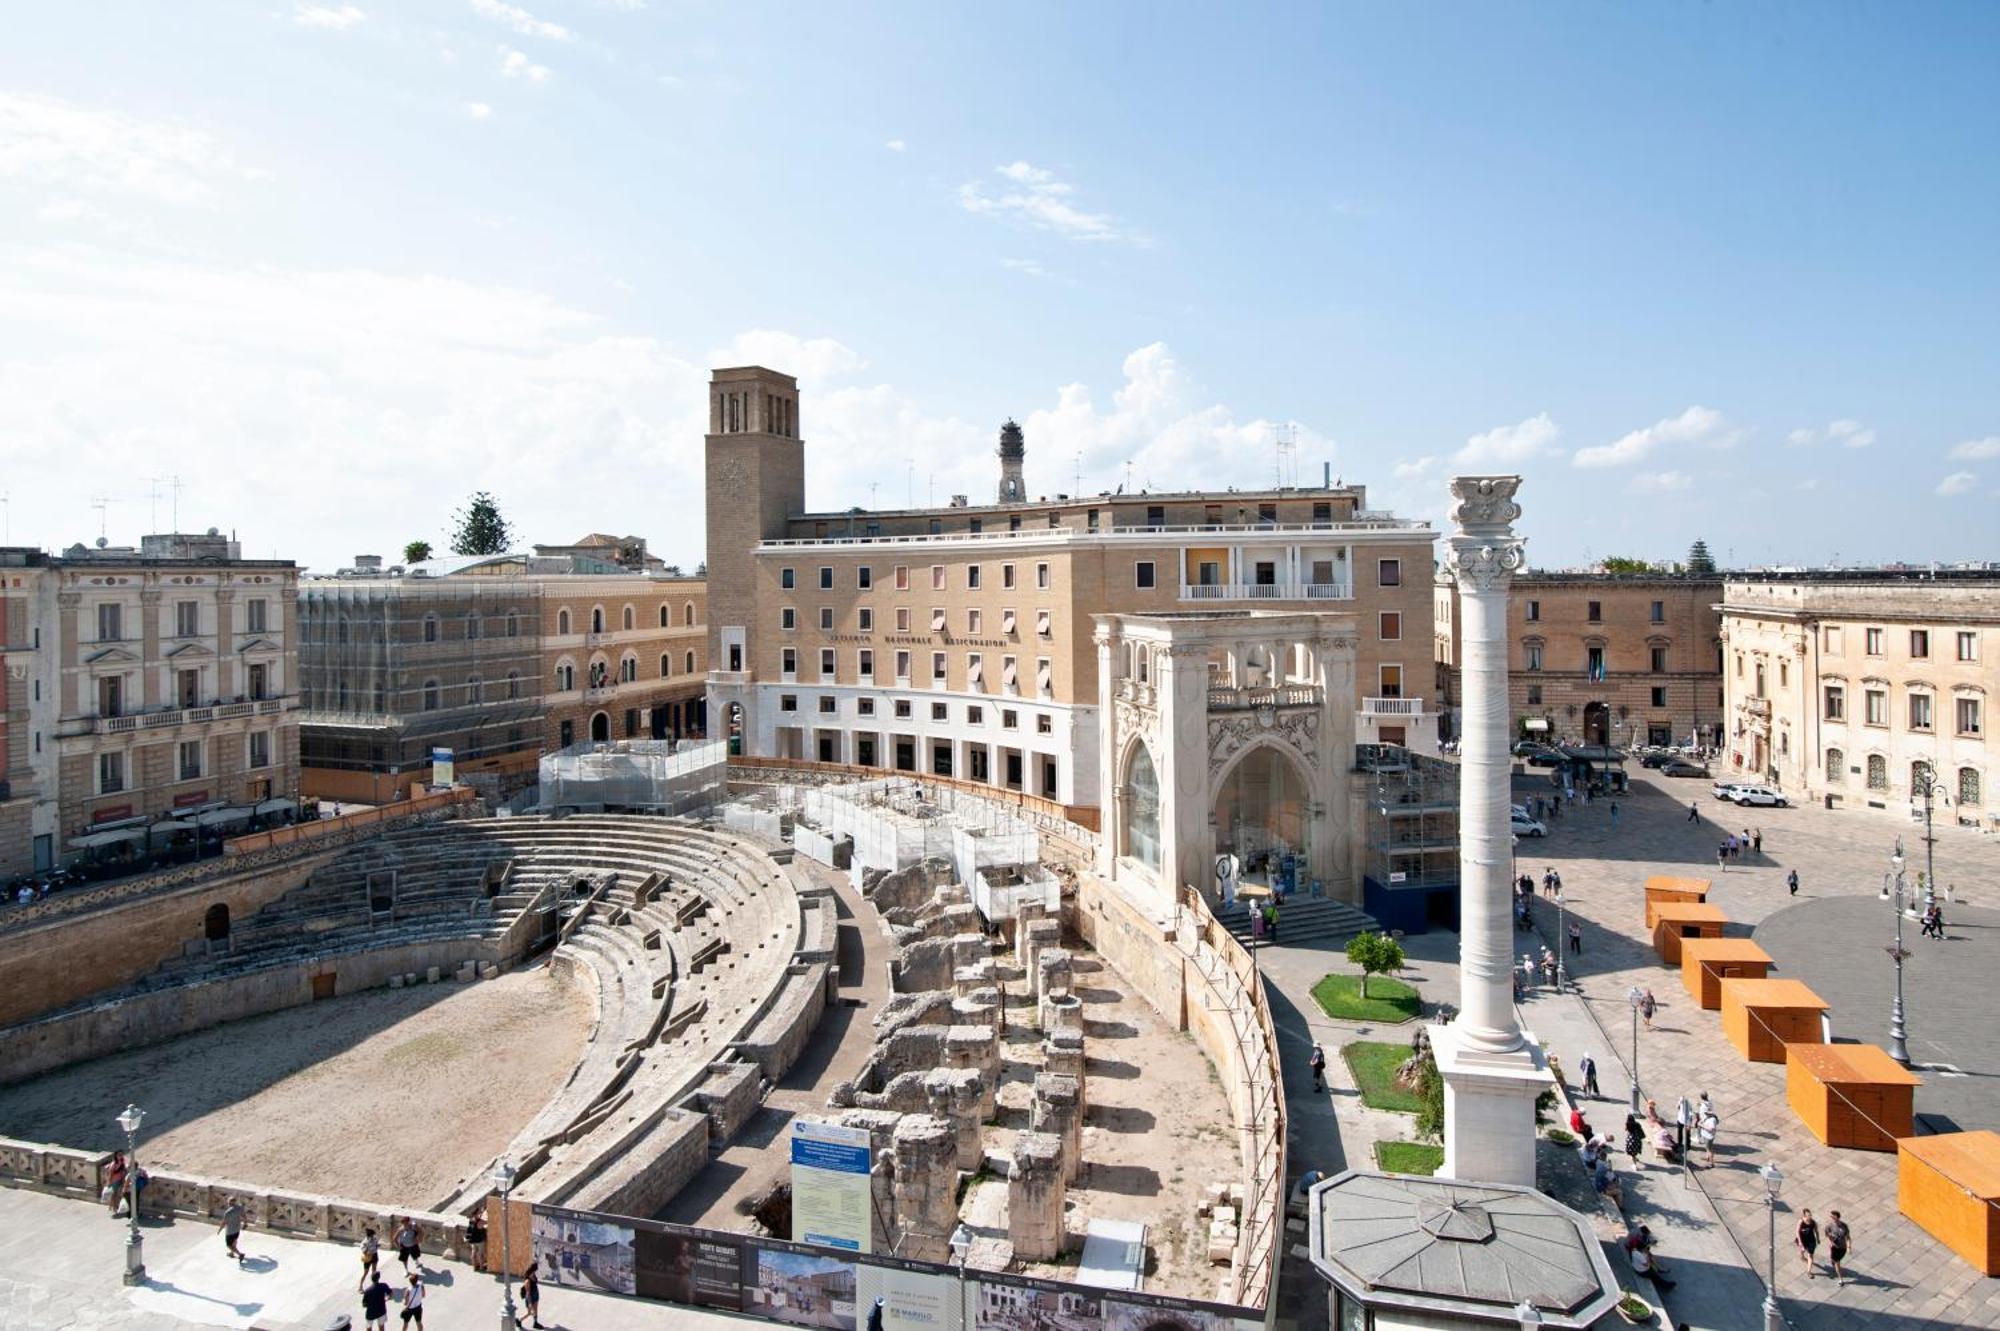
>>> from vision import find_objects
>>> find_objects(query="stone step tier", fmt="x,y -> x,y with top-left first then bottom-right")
1214,897 -> 1381,948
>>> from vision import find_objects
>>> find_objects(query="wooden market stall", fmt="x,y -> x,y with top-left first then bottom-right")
1678,936 -> 1771,1008
1899,1130 -> 2000,1275
1643,876 -> 1712,930
1787,1043 -> 1921,1151
1720,977 -> 1829,1063
1652,902 -> 1730,966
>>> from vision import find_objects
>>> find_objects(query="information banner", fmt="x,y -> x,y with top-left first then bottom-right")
790,1120 -> 873,1252
635,1230 -> 743,1309
430,746 -> 455,785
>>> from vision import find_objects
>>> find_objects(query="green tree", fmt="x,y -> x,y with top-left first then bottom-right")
402,540 -> 432,564
450,491 -> 512,556
1599,556 -> 1658,574
1344,930 -> 1407,999
1686,539 -> 1717,575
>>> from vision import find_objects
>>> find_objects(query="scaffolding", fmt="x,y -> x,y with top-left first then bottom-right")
1362,746 -> 1461,890
537,739 -> 726,814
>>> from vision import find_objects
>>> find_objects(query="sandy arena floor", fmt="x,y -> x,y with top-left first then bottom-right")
0,968 -> 591,1211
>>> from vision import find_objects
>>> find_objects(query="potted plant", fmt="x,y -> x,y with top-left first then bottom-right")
1545,1128 -> 1576,1146
1615,1292 -> 1655,1324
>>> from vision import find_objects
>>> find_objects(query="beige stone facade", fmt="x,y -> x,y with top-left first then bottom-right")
1436,572 -> 1723,748
540,578 -> 707,751
1,550 -> 43,876
1720,574 -> 1999,822
10,534 -> 302,871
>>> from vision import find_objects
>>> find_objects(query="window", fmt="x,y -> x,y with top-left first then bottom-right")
858,567 -> 872,590
967,565 -> 982,590
423,613 -> 439,644
1088,509 -> 1101,530
819,607 -> 834,631
508,672 -> 521,699
98,751 -> 124,794
820,648 -> 836,678
1911,629 -> 1930,658
929,518 -> 942,535
858,650 -> 874,680
931,565 -> 946,591
1651,686 -> 1667,707
968,705 -> 984,725
1036,608 -> 1052,638
1865,627 -> 1884,655
175,600 -> 199,637
1146,504 -> 1165,528
591,607 -> 604,633
1525,643 -> 1543,672
1650,600 -> 1665,624
1037,713 -> 1053,735
1312,501 -> 1332,524
968,609 -> 983,634
1586,646 -> 1606,680
932,651 -> 947,682
1036,657 -> 1053,698
1650,646 -> 1667,673
248,662 -> 268,700
1001,608 -> 1017,636
249,731 -> 270,769
555,663 -> 574,691
1958,696 -> 1982,735
1824,686 -> 1845,721
1586,600 -> 1602,623
1526,685 -> 1543,705
931,701 -> 948,721
781,607 -> 796,630
1257,502 -> 1278,524
178,739 -> 203,781
1135,561 -> 1156,589
782,647 -> 797,676
779,694 -> 798,712
622,606 -> 635,631
618,656 -> 635,683
857,697 -> 876,717
558,609 -> 570,635
895,650 -> 912,681
1009,514 -> 1021,532
1865,689 -> 1887,726
178,668 -> 201,707
1958,631 -> 1978,662
1002,563 -> 1017,590
685,650 -> 695,674
780,567 -> 796,590
1826,748 -> 1845,784
660,605 -> 670,628
896,607 -> 911,633
1824,626 -> 1842,655
1378,558 -> 1402,587
1867,754 -> 1887,789
246,598 -> 267,633
859,608 -> 874,631
1036,562 -> 1051,590
1780,661 -> 1788,687
1002,709 -> 1019,730
894,565 -> 910,590
466,613 -> 482,641
660,654 -> 672,678
968,653 -> 985,690
97,602 -> 122,641
931,606 -> 948,634
1909,693 -> 1934,731
894,698 -> 912,719
1525,600 -> 1540,623
1960,766 -> 1982,806
811,567 -> 828,590
819,696 -> 837,715
1002,655 -> 1019,694
1379,612 -> 1402,641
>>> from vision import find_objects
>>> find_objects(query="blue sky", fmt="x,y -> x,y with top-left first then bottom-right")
2,2 -> 1995,573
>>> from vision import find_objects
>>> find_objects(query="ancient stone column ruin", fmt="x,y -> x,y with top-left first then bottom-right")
1007,1130 -> 1067,1260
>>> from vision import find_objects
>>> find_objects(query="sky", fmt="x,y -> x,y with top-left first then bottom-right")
2,2 -> 1996,575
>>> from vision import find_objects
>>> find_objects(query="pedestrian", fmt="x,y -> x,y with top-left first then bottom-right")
1640,988 -> 1657,1030
869,1296 -> 888,1331
400,1272 -> 425,1328
361,1225 -> 380,1276
219,1199 -> 246,1264
1787,868 -> 1799,897
1674,1094 -> 1693,1161
1551,868 -> 1563,895
1688,800 -> 1700,823
1626,1226 -> 1676,1289
104,1150 -> 127,1216
360,1266 -> 394,1331
1825,1210 -> 1851,1284
1696,1104 -> 1719,1166
1265,899 -> 1280,944
1796,1208 -> 1820,1276
1309,1043 -> 1327,1093
1568,919 -> 1582,955
1741,828 -> 1752,857
1251,902 -> 1265,940
1717,843 -> 1729,873
1579,1052 -> 1600,1098
1540,947 -> 1558,987
466,1205 -> 488,1272
395,1216 -> 422,1274
1543,867 -> 1556,896
522,1260 -> 544,1330
1754,827 -> 1764,853
1610,801 -> 1620,829
1623,1113 -> 1644,1163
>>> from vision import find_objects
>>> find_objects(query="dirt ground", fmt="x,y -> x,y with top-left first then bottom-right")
0,968 -> 591,1211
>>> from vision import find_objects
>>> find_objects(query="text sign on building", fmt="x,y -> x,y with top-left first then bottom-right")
431,747 -> 455,786
790,1120 -> 872,1253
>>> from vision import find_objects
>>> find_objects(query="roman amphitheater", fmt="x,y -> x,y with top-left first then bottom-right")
0,742 -> 1284,1323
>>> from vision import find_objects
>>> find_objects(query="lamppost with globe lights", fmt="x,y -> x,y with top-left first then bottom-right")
1880,840 -> 1913,1066
116,1103 -> 145,1285
1910,766 -> 1948,916
496,1158 -> 518,1331
1625,986 -> 1646,1113
1553,889 -> 1568,989
1760,1161 -> 1784,1331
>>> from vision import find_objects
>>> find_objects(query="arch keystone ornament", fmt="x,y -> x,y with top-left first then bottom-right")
1431,475 -> 1552,1187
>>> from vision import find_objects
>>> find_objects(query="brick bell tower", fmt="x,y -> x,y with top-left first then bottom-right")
997,418 -> 1026,504
703,367 -> 804,750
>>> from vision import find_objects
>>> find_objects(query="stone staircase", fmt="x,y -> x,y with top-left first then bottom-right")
1215,896 -> 1380,948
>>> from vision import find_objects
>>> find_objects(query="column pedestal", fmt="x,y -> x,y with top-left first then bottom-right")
1431,1023 -> 1551,1187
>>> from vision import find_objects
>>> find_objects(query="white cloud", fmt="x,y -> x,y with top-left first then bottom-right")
884,139 -> 906,153
1392,456 -> 1437,482
1796,478 -> 1820,491
1950,436 -> 2000,460
958,161 -> 1123,243
468,0 -> 570,41
293,3 -> 366,29
1826,418 -> 1875,449
1629,470 -> 1693,493
499,47 -> 551,81
464,101 -> 494,120
1935,471 -> 1978,497
0,92 -> 266,207
1573,405 -> 1735,468
1001,257 -> 1049,279
1785,427 -> 1818,447
1452,413 -> 1560,469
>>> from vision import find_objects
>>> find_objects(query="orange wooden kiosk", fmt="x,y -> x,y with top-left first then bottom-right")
1720,977 -> 1829,1063
1643,876 -> 1712,930
1678,936 -> 1771,1009
1652,902 -> 1730,966
1787,1043 -> 1920,1151
1899,1130 -> 2000,1275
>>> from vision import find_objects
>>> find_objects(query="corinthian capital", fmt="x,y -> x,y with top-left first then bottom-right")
1446,539 -> 1526,593
1446,474 -> 1525,593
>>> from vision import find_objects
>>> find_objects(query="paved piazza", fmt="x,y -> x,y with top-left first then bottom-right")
1514,765 -> 2000,1331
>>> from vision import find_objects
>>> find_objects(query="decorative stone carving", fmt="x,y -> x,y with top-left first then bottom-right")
1447,474 -> 1524,531
1207,712 -> 1319,777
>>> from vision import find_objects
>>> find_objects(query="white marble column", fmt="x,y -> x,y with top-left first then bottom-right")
1431,475 -> 1550,1186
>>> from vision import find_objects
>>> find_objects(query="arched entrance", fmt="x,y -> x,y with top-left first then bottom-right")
590,711 -> 611,742
1583,701 -> 1609,746
1214,743 -> 1311,886
204,902 -> 231,955
1120,742 -> 1162,871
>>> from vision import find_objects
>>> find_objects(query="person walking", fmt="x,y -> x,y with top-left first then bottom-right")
1543,867 -> 1556,897
1796,1208 -> 1821,1277
1264,899 -> 1280,944
1825,1211 -> 1852,1284
1309,1043 -> 1327,1093
360,1266 -> 394,1331
466,1205 -> 488,1272
1579,1052 -> 1600,1098
394,1216 -> 422,1274
360,1225 -> 381,1277
1568,919 -> 1583,955
104,1151 -> 128,1216
219,1200 -> 246,1265
522,1260 -> 545,1330
1787,868 -> 1800,897
1696,1102 -> 1719,1166
1741,828 -> 1753,858
1551,868 -> 1563,895
1717,842 -> 1729,873
400,1272 -> 425,1328
1639,988 -> 1657,1030
1754,827 -> 1764,854
1610,801 -> 1620,829
1688,799 -> 1700,823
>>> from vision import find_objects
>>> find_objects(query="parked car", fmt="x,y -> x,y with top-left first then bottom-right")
1640,751 -> 1676,769
1511,812 -> 1548,838
1525,750 -> 1565,768
1721,783 -> 1788,807
1512,740 -> 1553,757
1711,781 -> 1742,801
1661,759 -> 1709,778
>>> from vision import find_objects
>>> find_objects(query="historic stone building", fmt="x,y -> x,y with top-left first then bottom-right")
702,364 -> 1439,906
7,533 -> 301,873
540,576 -> 707,751
1720,572 -> 1998,822
1435,571 -> 1723,749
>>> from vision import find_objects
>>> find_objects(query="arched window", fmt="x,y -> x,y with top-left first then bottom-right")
423,614 -> 439,644
467,614 -> 481,640
1912,760 -> 1934,793
1867,754 -> 1887,790
685,650 -> 696,674
620,654 -> 637,683
422,679 -> 441,711
591,606 -> 605,634
506,671 -> 520,700
660,654 -> 671,678
507,611 -> 519,638
622,605 -> 635,631
558,609 -> 571,635
467,676 -> 482,704
1960,766 -> 1982,806
1826,748 -> 1844,784
555,662 -> 574,691
1123,744 -> 1162,871
659,605 -> 669,628
684,600 -> 696,626
1778,731 -> 1789,756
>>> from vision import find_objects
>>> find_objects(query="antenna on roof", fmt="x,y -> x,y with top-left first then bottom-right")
1274,423 -> 1298,489
90,496 -> 112,541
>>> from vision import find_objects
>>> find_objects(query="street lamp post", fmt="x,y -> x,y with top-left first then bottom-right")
1626,986 -> 1645,1113
116,1103 -> 145,1285
1760,1161 -> 1784,1331
1881,841 -> 1913,1066
1911,768 -> 1946,916
949,1221 -> 974,1331
496,1158 -> 518,1331
1554,890 -> 1568,989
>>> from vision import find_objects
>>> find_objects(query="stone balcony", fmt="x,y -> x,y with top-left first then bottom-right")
1362,696 -> 1427,716
1179,581 -> 1354,602
66,696 -> 293,736
1207,685 -> 1321,711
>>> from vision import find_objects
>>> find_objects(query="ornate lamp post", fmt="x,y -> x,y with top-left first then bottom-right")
1911,766 -> 1947,916
1879,840 -> 1912,1066
1626,986 -> 1645,1113
1553,889 -> 1568,989
116,1103 -> 145,1285
496,1157 -> 518,1331
1760,1162 -> 1784,1331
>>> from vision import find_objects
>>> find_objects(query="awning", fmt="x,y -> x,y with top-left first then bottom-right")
68,825 -> 148,850
194,806 -> 256,828
254,798 -> 297,816
151,817 -> 198,834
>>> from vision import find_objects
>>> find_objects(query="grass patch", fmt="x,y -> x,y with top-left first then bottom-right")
1374,1141 -> 1445,1176
1342,1041 -> 1424,1113
1311,972 -> 1421,1023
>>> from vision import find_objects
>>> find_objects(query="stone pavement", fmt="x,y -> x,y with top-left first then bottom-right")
1516,766 -> 2000,1330
0,1183 -> 748,1331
